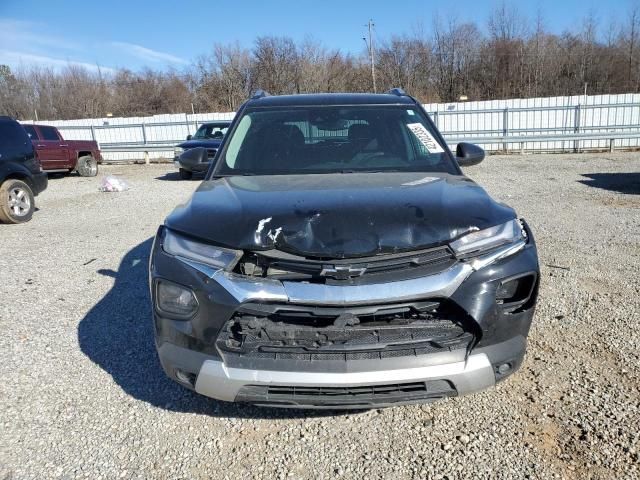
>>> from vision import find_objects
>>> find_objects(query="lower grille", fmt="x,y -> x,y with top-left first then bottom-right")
268,382 -> 427,396
235,379 -> 457,407
216,300 -> 477,362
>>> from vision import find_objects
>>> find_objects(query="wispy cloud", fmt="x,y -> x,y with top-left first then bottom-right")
111,41 -> 188,65
0,17 -> 185,72
0,18 -> 81,52
0,50 -> 115,74
0,17 -> 116,73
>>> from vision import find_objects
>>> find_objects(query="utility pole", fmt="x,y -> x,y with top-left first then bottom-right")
584,82 -> 588,104
362,19 -> 377,93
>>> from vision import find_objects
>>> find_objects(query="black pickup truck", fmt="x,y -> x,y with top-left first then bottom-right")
0,116 -> 48,224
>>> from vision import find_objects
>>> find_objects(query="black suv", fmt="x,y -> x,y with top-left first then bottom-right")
150,90 -> 539,409
0,116 -> 48,223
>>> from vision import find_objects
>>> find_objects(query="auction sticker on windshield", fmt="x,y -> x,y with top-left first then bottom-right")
407,123 -> 445,153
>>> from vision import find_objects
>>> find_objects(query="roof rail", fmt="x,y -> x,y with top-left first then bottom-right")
251,89 -> 270,100
387,87 -> 407,97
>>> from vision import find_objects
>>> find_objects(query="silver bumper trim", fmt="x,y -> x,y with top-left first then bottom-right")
282,262 -> 472,305
191,240 -> 525,306
194,354 -> 496,402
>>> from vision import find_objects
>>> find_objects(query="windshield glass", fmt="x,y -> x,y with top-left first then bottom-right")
193,123 -> 229,139
216,106 -> 456,175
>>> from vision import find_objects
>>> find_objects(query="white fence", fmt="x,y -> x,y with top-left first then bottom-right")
24,92 -> 640,161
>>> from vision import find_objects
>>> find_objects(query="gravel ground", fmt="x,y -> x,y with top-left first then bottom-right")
1,153 -> 639,480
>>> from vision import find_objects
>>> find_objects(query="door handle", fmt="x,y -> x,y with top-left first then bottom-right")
37,144 -> 45,147
59,144 -> 68,147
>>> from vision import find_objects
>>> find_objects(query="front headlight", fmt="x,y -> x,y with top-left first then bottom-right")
162,229 -> 242,271
450,219 -> 524,256
174,146 -> 184,157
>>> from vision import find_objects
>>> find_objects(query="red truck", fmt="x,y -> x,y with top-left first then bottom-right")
21,124 -> 102,177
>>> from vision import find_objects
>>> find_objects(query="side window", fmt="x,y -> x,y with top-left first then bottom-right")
40,126 -> 60,141
22,125 -> 39,140
0,121 -> 32,158
194,126 -> 207,139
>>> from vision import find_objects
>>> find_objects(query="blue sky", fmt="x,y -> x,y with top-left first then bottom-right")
0,0 -> 631,73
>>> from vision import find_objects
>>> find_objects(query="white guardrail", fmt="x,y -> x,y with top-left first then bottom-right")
30,93 -> 640,162
98,130 -> 640,164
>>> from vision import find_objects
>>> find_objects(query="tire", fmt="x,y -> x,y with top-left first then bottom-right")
76,155 -> 98,177
179,168 -> 193,180
0,179 -> 35,224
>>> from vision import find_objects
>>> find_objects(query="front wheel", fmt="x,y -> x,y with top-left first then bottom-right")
179,168 -> 193,180
0,179 -> 35,224
76,155 -> 98,177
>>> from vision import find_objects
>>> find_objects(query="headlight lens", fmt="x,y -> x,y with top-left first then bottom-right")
156,280 -> 198,317
450,219 -> 523,256
162,229 -> 242,271
174,146 -> 184,156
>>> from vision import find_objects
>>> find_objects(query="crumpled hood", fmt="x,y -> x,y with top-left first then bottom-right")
165,172 -> 516,259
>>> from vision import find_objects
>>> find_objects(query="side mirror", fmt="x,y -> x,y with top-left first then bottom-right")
456,142 -> 485,167
186,134 -> 192,140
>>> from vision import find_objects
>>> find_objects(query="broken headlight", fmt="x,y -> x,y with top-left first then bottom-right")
450,219 -> 524,256
162,229 -> 242,271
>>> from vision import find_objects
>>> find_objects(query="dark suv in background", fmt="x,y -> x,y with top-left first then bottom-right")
174,121 -> 231,179
0,116 -> 48,224
150,90 -> 539,409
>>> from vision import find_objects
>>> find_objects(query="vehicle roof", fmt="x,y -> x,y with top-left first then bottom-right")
246,93 -> 417,107
20,123 -> 54,128
201,120 -> 232,125
0,116 -> 16,122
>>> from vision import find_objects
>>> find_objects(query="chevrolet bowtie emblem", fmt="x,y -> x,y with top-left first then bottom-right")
319,265 -> 367,280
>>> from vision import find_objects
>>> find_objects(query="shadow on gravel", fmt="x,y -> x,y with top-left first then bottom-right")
45,172 -> 69,180
78,238 -> 342,420
155,172 -> 181,181
579,172 -> 640,194
155,173 -> 203,181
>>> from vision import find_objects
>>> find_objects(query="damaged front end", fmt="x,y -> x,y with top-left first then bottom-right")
218,300 -> 478,363
151,218 -> 539,408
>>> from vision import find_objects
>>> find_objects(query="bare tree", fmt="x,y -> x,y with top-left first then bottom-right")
432,15 -> 481,102
252,36 -> 299,95
624,4 -> 640,88
377,35 -> 434,99
3,8 -> 640,121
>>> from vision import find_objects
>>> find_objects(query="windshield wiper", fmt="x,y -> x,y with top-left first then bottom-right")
339,169 -> 405,174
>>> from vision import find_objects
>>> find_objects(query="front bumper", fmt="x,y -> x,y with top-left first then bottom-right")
151,227 -> 539,408
174,159 -> 210,173
197,354 -> 494,402
174,150 -> 212,173
156,335 -> 526,408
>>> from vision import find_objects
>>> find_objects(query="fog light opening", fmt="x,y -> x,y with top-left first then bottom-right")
175,369 -> 196,387
156,280 -> 198,318
497,362 -> 512,375
496,274 -> 536,304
